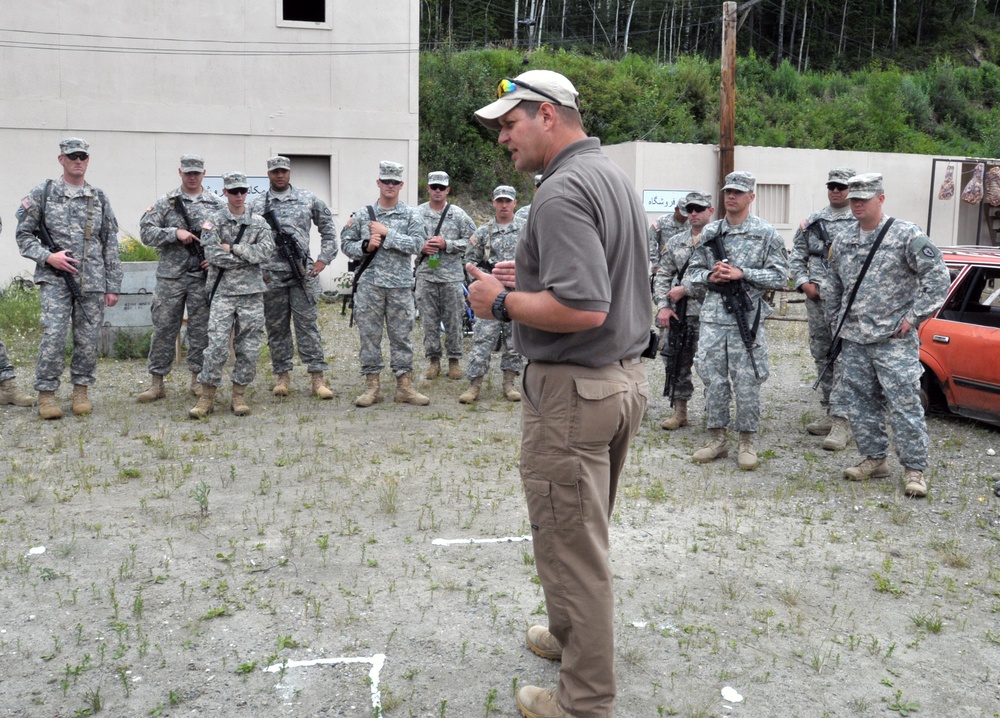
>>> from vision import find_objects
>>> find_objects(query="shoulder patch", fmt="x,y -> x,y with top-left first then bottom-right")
144,205 -> 153,213
21,197 -> 32,210
470,235 -> 479,247
345,216 -> 354,228
922,246 -> 936,258
799,219 -> 810,231
201,220 -> 214,232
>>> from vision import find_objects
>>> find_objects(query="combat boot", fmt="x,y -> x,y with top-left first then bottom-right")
310,372 -> 334,400
188,384 -> 216,419
71,385 -> 92,416
447,358 -> 463,380
806,413 -> 834,435
502,370 -> 521,402
38,391 -> 62,420
230,383 -> 251,416
660,400 -> 688,430
843,456 -> 890,481
394,372 -> 430,406
821,416 -> 851,451
137,374 -> 166,403
0,379 -> 35,407
692,428 -> 728,463
424,357 -> 441,380
272,372 -> 290,397
355,374 -> 383,408
459,376 -> 483,404
738,431 -> 759,471
190,372 -> 202,397
526,625 -> 563,661
903,468 -> 928,498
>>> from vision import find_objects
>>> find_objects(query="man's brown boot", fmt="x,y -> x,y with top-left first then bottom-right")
231,383 -> 251,416
692,428 -> 728,463
71,385 -> 92,416
447,358 -> 463,380
903,468 -> 928,498
272,371 -> 290,397
502,370 -> 521,402
806,413 -> 834,435
137,374 -> 166,403
188,385 -> 216,419
38,391 -> 62,420
738,431 -> 759,471
526,626 -> 562,661
516,686 -> 568,718
394,372 -> 430,405
843,456 -> 890,481
0,379 -> 35,407
660,399 -> 688,430
310,372 -> 334,400
821,416 -> 851,451
355,374 -> 383,408
459,376 -> 482,404
190,372 -> 202,397
424,357 -> 441,380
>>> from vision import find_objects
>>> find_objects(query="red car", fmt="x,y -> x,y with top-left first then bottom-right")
919,245 -> 1000,426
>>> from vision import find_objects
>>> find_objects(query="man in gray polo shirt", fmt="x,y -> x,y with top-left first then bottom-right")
469,69 -> 650,718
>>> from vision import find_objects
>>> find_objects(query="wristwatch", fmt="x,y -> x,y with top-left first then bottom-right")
491,290 -> 512,322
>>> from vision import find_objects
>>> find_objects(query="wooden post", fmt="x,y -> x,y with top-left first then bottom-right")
720,2 -> 737,196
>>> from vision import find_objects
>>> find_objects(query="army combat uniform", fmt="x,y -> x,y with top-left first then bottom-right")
140,186 -> 225,381
0,217 -> 35,407
251,186 -> 337,379
464,216 -> 525,383
16,177 -> 122,399
415,200 -> 475,371
648,210 -> 686,266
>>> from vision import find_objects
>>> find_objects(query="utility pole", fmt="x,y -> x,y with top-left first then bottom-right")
719,2 -> 736,194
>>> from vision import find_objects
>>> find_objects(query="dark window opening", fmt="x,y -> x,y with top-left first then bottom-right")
942,266 -> 1000,328
283,0 -> 324,23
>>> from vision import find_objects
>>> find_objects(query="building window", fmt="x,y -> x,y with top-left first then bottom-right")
280,0 -> 326,25
754,183 -> 790,226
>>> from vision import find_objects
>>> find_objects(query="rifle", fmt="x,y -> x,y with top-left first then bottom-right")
806,220 -> 833,268
35,180 -> 92,323
416,203 -> 449,269
706,231 -> 760,380
813,217 -> 895,390
660,296 -> 695,404
349,206 -> 382,328
172,196 -> 207,274
207,224 -> 248,305
261,203 -> 309,293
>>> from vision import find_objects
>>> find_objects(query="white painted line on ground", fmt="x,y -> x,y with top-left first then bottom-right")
432,535 -> 533,546
264,654 -> 386,711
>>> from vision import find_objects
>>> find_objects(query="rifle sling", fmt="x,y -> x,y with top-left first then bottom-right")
829,217 -> 895,344
416,203 -> 450,267
208,223 -> 249,304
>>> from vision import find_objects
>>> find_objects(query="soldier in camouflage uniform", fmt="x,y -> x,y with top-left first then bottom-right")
460,186 -> 525,404
341,161 -> 429,407
415,171 -> 476,381
514,173 -> 543,222
15,137 -> 123,420
825,173 -> 950,498
189,172 -> 275,419
653,191 -> 713,430
138,154 -> 225,403
648,203 -> 688,276
0,218 -> 36,408
684,172 -> 788,470
250,156 -> 338,400
789,167 -> 856,450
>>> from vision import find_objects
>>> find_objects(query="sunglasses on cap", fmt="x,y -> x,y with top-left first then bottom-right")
827,183 -> 849,191
65,153 -> 89,161
227,187 -> 249,195
428,184 -> 448,191
497,77 -> 561,105
380,179 -> 402,186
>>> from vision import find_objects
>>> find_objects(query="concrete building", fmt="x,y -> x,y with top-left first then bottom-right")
0,0 -> 421,289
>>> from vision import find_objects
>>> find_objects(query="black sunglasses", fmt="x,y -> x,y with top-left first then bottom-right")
227,187 -> 249,195
827,183 -> 849,191
381,179 -> 402,186
428,184 -> 448,191
685,204 -> 710,213
65,153 -> 89,161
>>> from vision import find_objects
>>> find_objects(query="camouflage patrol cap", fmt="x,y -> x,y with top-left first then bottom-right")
179,154 -> 205,173
846,173 -> 884,200
827,167 -> 855,184
722,171 -> 755,193
379,161 -> 404,182
59,137 -> 89,155
533,174 -> 543,188
493,185 -> 516,201
267,156 -> 291,172
427,171 -> 450,187
222,171 -> 249,190
684,191 -> 713,209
